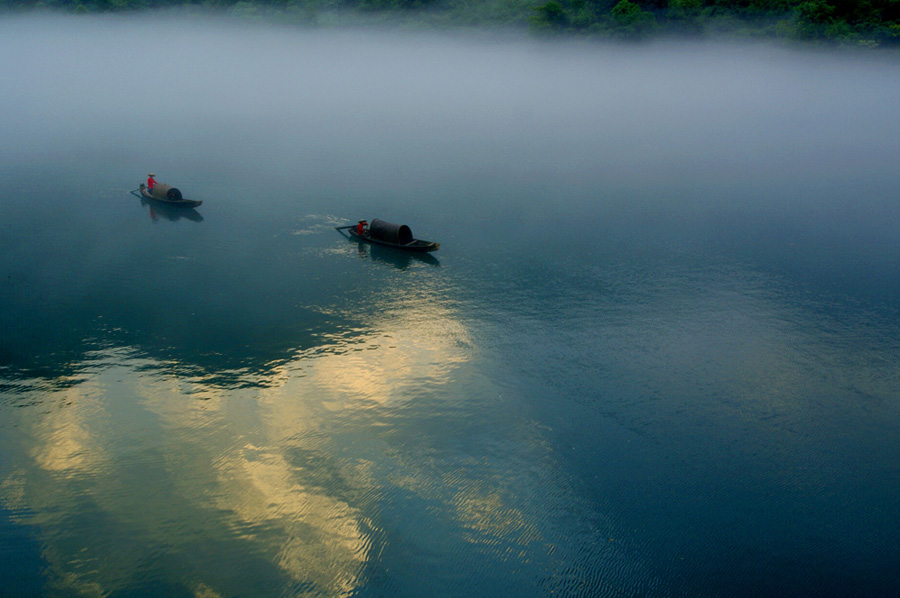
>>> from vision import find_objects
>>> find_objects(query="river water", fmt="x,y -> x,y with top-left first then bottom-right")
1,14 -> 899,597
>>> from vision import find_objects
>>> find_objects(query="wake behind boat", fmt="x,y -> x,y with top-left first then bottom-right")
336,218 -> 439,253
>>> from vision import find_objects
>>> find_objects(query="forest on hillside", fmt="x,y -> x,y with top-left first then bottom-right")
3,0 -> 899,46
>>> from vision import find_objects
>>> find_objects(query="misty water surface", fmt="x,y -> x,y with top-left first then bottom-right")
1,13 -> 900,598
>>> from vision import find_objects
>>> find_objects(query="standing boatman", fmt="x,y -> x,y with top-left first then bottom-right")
147,173 -> 157,194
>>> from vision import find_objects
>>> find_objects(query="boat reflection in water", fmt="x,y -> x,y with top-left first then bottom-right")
140,197 -> 204,223
345,234 -> 441,269
361,241 -> 440,269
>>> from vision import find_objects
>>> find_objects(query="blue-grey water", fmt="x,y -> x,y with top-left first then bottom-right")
2,14 -> 900,597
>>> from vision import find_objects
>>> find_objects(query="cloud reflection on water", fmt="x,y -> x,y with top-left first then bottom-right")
0,279 -> 476,596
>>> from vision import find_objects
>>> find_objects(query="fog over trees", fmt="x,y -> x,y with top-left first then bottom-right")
2,0 -> 899,47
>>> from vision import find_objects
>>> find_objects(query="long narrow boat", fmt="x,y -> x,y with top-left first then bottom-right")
336,218 -> 439,253
131,183 -> 203,208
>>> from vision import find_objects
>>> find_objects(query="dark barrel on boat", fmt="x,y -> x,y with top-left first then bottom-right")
369,219 -> 413,245
152,183 -> 183,201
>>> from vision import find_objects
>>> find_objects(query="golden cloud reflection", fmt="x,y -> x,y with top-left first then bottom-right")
304,317 -> 470,408
212,443 -> 368,595
202,295 -> 473,591
31,382 -> 107,474
0,286 -> 473,597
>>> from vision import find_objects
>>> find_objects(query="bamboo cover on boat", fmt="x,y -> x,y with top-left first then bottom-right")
151,183 -> 183,201
369,219 -> 413,245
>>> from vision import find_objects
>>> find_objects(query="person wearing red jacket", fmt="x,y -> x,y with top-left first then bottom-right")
147,173 -> 157,193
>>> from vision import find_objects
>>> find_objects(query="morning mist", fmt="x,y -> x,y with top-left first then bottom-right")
2,12 -> 899,598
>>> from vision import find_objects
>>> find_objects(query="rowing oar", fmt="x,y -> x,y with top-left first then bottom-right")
334,225 -> 355,230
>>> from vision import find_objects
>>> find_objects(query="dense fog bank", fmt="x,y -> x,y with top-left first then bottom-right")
3,14 -> 898,205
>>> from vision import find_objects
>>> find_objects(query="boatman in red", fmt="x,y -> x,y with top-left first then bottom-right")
147,173 -> 157,193
356,220 -> 368,236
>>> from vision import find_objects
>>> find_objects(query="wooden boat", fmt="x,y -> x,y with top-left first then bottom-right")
132,183 -> 202,208
336,218 -> 439,253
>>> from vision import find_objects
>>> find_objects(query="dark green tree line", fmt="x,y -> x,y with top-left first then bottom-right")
2,0 -> 899,46
530,0 -> 900,44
